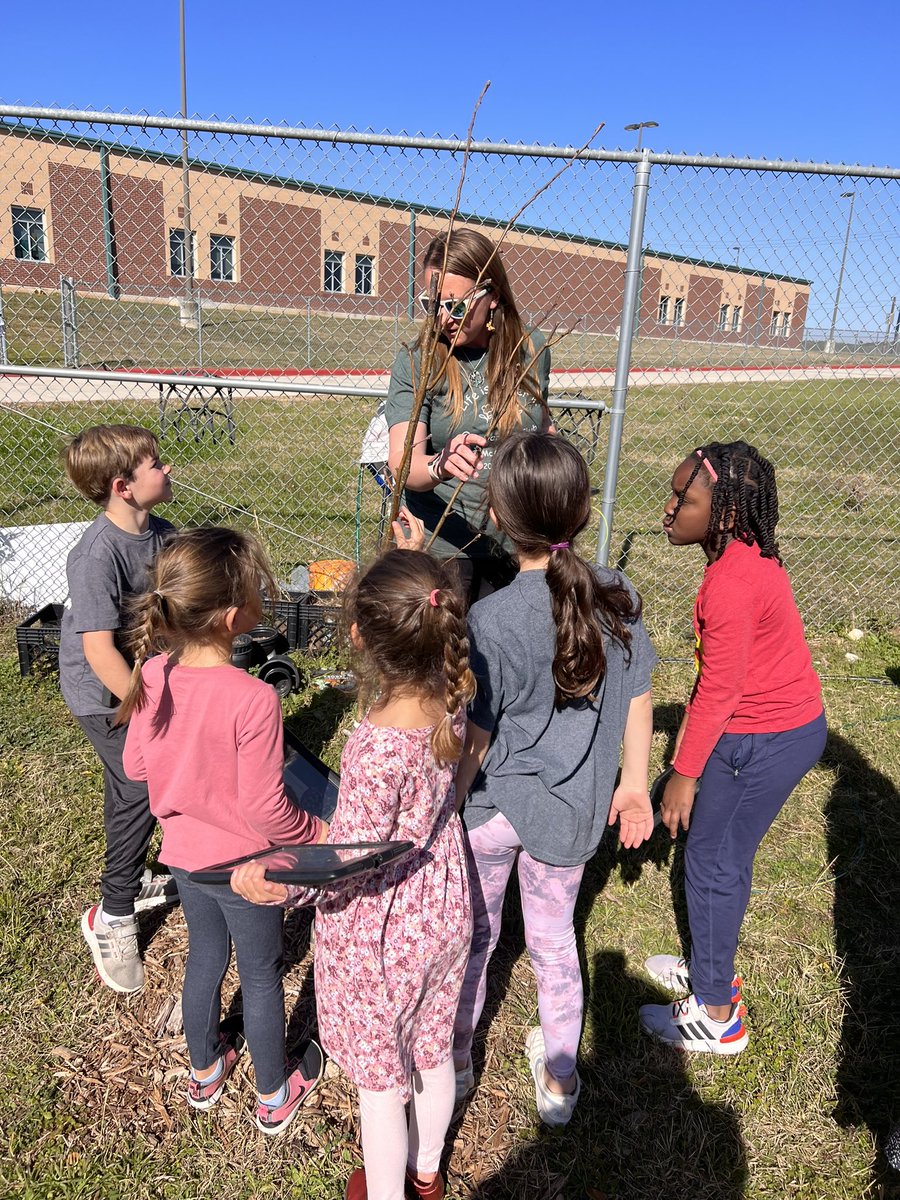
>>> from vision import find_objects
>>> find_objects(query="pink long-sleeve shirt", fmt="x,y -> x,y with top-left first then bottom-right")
123,655 -> 321,872
673,540 -> 823,779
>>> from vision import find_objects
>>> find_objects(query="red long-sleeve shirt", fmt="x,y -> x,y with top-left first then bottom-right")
673,540 -> 823,779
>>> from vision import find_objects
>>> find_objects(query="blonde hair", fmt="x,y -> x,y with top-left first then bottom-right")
116,527 -> 277,726
64,424 -> 160,505
418,228 -> 546,438
343,550 -> 475,767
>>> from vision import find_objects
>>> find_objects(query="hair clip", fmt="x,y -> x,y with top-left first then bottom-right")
693,449 -> 719,482
429,589 -> 440,607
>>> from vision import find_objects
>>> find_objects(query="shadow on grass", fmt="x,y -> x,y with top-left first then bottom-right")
467,951 -> 746,1199
824,729 -> 900,1190
454,701 -> 746,1197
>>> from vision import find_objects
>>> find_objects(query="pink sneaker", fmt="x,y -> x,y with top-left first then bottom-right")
187,1035 -> 244,1109
255,1041 -> 324,1136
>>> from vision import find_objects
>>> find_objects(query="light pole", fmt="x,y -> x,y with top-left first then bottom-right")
624,121 -> 659,152
178,0 -> 198,328
732,244 -> 741,268
825,191 -> 856,355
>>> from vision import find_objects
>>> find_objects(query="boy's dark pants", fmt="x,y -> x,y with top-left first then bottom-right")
685,710 -> 827,1006
77,714 -> 157,918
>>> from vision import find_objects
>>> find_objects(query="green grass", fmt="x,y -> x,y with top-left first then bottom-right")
8,287 -> 895,374
1,621 -> 899,1199
2,376 -> 897,632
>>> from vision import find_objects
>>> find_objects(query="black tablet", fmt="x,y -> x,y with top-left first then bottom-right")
187,840 -> 415,886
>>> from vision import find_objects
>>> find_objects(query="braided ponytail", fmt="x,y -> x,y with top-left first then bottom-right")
115,592 -> 166,725
432,583 -> 476,766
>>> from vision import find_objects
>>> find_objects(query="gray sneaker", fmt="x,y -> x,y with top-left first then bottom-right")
134,869 -> 179,914
81,904 -> 144,993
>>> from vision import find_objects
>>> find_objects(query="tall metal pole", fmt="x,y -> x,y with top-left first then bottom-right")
825,191 -> 856,354
178,0 -> 198,328
596,152 -> 652,566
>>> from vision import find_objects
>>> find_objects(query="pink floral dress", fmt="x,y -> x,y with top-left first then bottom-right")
288,715 -> 472,1101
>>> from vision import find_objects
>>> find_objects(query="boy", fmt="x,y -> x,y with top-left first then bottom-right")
60,425 -> 177,993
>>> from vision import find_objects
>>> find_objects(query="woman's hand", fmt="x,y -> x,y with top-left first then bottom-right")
608,785 -> 654,849
660,771 -> 697,839
391,506 -> 427,552
230,860 -> 289,905
434,433 -> 487,484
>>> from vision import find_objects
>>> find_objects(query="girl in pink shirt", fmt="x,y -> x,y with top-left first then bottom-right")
120,527 -> 325,1135
640,441 -> 825,1055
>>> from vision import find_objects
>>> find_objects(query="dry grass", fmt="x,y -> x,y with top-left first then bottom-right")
1,624 -> 899,1199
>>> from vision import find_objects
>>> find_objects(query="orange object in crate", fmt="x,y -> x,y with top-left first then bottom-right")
309,559 -> 355,592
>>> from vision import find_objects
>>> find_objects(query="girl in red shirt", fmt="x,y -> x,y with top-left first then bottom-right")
640,440 -> 826,1054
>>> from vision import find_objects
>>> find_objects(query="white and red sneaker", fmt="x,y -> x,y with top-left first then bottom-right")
644,954 -> 743,1005
639,992 -> 748,1055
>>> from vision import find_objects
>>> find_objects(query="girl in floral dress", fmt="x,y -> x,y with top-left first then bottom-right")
233,547 -> 474,1200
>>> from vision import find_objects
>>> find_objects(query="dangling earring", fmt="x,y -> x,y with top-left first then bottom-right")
486,309 -> 496,333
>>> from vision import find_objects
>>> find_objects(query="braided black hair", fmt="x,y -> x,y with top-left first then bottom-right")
672,441 -> 782,563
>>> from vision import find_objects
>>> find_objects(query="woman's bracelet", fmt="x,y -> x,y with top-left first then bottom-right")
426,454 -> 445,484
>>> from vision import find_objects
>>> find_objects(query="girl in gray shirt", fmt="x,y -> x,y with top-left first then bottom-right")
452,432 -> 656,1127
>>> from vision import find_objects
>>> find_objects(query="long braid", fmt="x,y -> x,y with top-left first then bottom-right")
432,583 -> 476,767
696,441 -> 782,563
115,592 -> 167,725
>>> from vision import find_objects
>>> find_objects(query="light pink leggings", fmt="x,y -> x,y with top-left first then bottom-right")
357,1058 -> 456,1200
453,812 -> 586,1082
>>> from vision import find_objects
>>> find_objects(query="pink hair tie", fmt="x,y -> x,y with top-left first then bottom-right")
694,449 -> 719,482
429,589 -> 440,607
549,541 -> 570,551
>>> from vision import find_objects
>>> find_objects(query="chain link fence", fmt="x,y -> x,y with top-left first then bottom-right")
1,107 -> 898,635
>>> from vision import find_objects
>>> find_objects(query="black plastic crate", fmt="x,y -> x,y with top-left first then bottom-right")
263,592 -> 306,650
15,603 -> 64,677
263,592 -> 343,655
298,593 -> 343,654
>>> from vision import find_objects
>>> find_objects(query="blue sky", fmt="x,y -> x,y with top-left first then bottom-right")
4,0 -> 899,165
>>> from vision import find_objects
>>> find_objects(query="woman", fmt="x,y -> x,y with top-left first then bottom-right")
385,227 -> 552,602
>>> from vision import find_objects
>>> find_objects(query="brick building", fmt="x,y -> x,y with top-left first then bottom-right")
1,123 -> 810,348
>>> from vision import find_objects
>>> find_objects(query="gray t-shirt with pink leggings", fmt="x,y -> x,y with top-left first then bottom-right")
462,566 -> 656,867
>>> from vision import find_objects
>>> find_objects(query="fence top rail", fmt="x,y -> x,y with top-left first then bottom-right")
0,365 -> 607,411
1,106 -> 899,180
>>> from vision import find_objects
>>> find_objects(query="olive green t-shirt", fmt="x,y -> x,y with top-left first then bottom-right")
385,332 -> 551,560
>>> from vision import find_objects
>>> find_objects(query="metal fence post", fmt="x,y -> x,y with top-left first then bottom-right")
596,153 -> 652,566
60,277 -> 79,368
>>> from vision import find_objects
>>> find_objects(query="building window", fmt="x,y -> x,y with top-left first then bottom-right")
718,303 -> 730,332
355,254 -> 374,296
731,305 -> 743,333
781,311 -> 791,335
324,250 -> 344,293
673,297 -> 685,327
210,234 -> 235,282
169,228 -> 195,277
770,311 -> 782,336
12,206 -> 47,261
657,295 -> 670,324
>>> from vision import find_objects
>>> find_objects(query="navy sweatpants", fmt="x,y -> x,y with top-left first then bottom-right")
685,710 -> 827,1006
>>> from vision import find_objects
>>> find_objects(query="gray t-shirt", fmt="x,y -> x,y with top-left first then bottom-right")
463,566 -> 656,867
59,513 -> 176,716
385,332 -> 550,560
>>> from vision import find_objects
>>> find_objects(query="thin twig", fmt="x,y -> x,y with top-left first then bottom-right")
384,83 -> 491,536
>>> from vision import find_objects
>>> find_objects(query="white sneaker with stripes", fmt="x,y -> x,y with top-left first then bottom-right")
644,953 -> 743,1004
639,992 -> 748,1054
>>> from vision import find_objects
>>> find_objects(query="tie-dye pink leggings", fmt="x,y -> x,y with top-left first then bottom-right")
453,811 -> 586,1082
